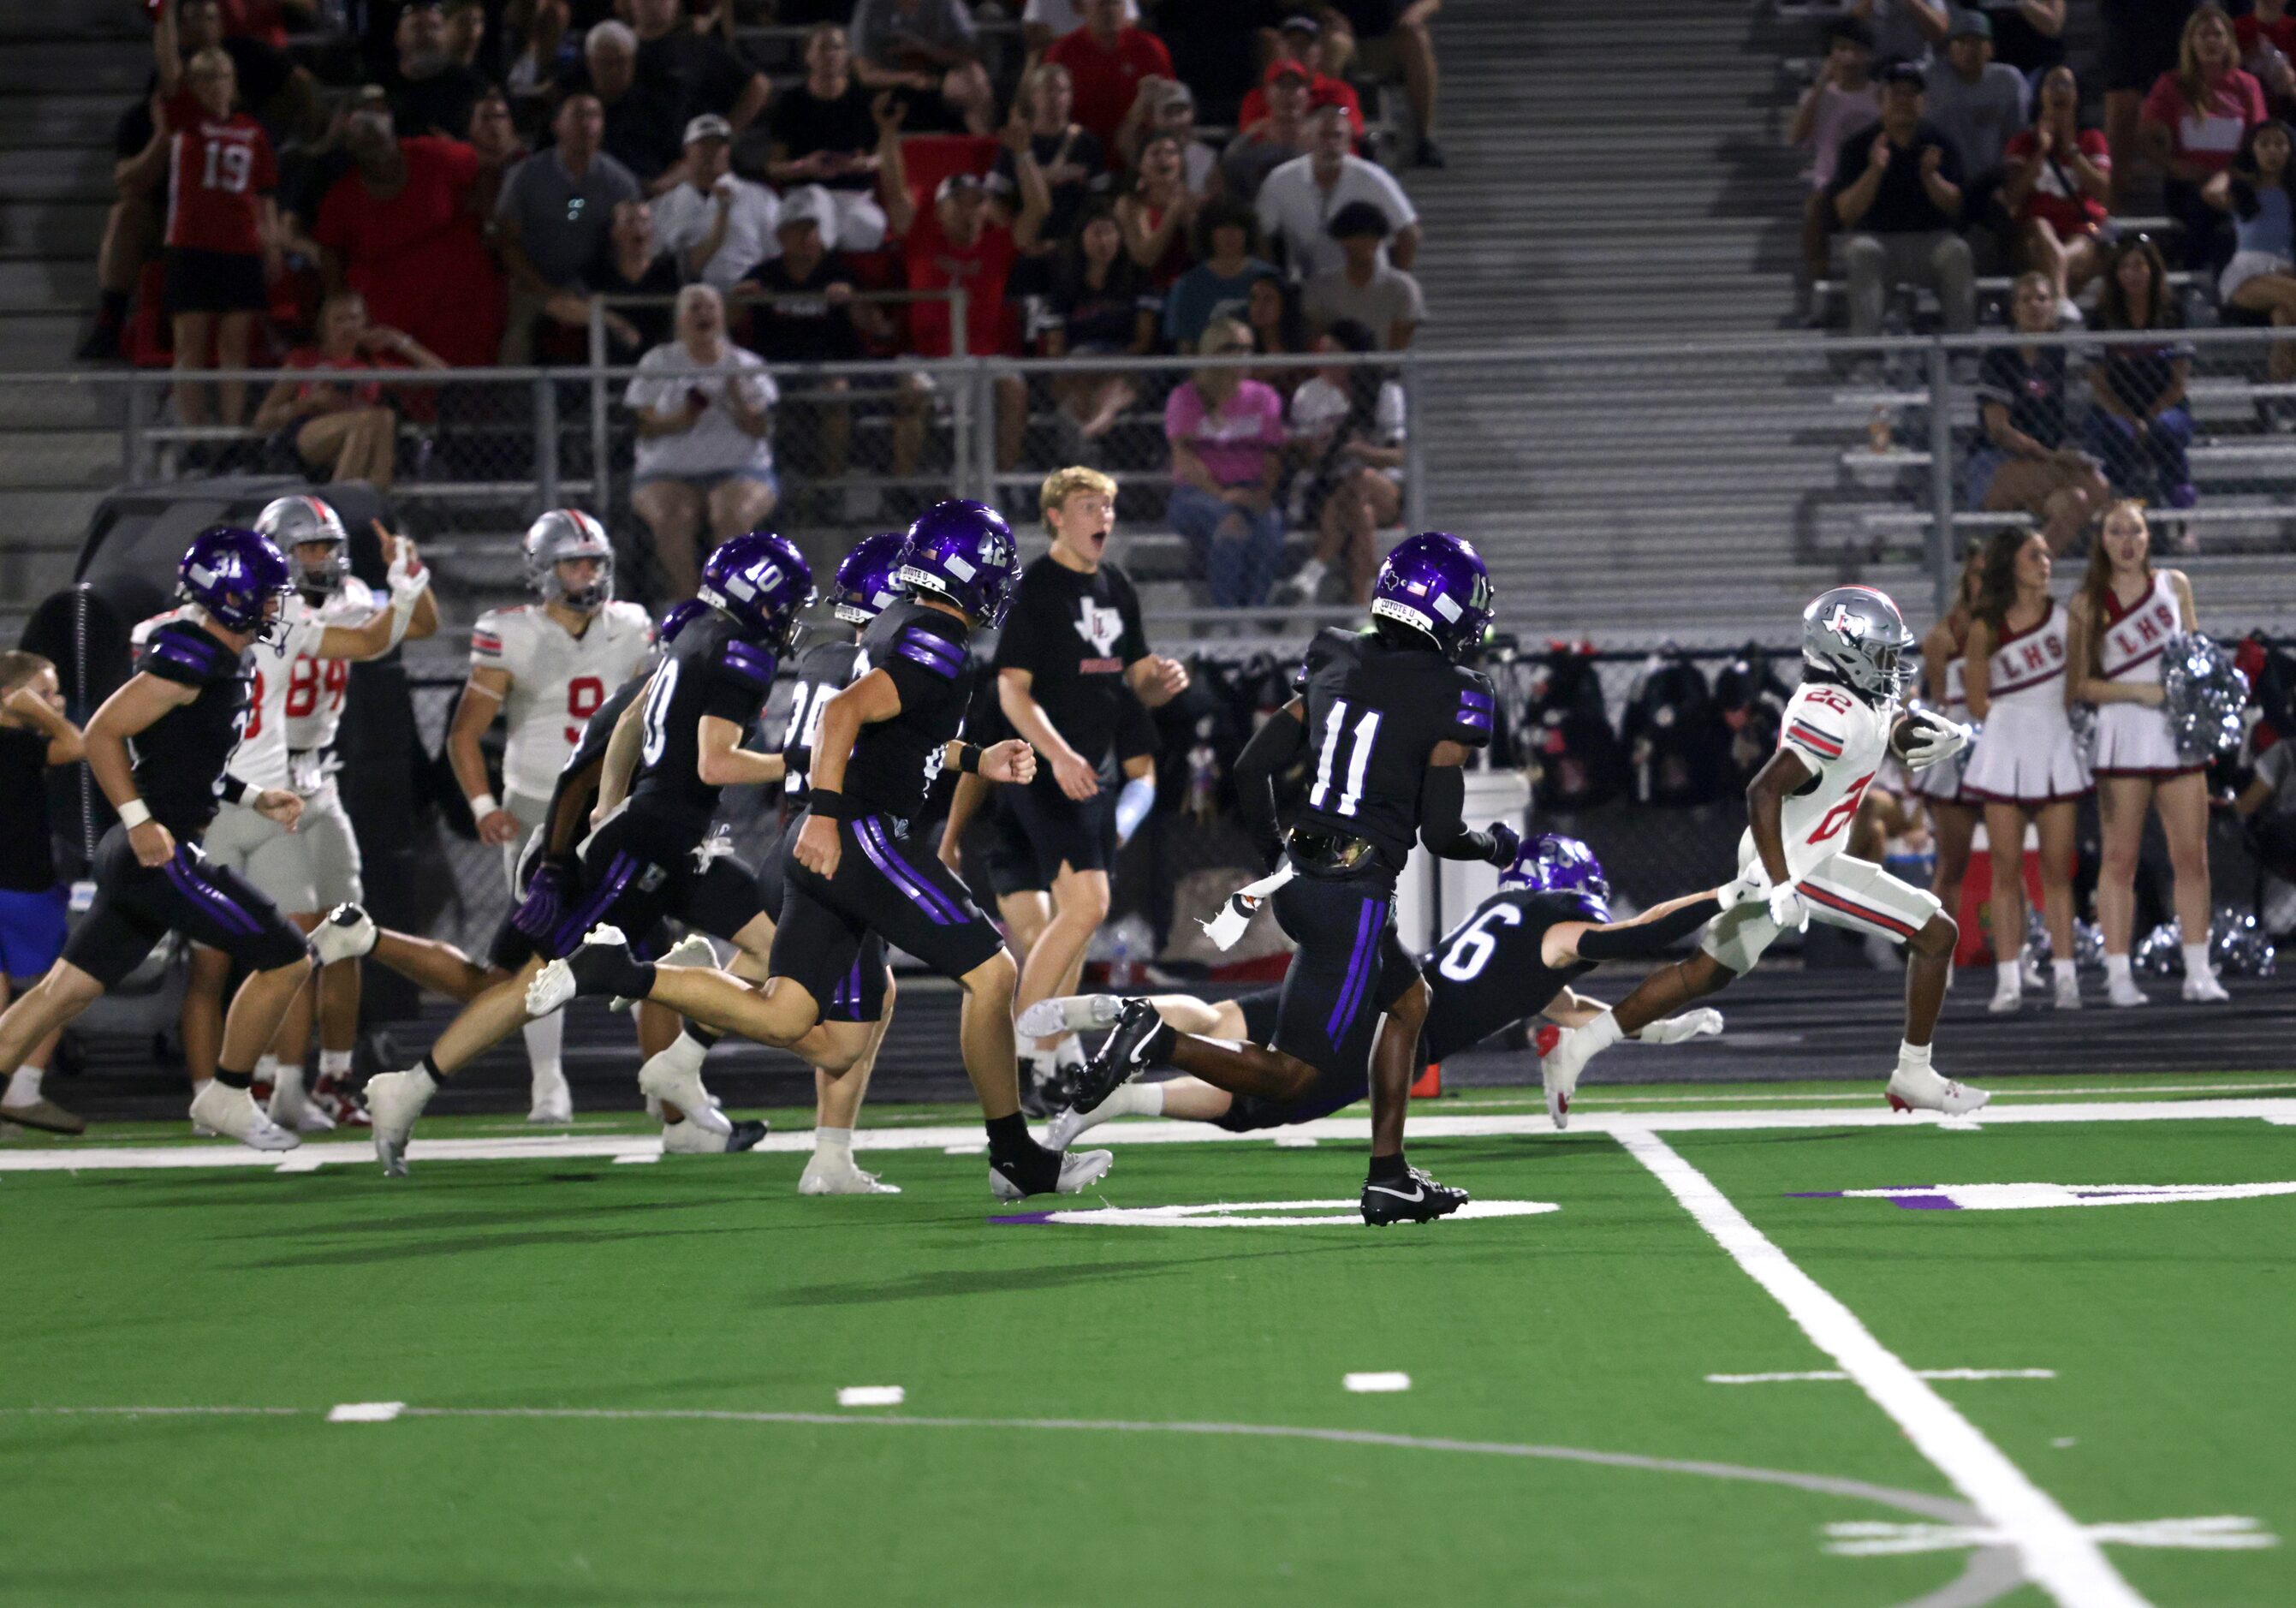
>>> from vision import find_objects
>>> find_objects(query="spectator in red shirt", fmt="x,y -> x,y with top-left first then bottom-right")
1233,14 -> 1365,140
217,0 -> 306,51
1043,0 -> 1173,151
251,290 -> 444,488
2237,0 -> 2296,107
877,95 -> 1049,486
1115,132 -> 1198,290
2140,4 -> 2266,266
313,102 -> 508,369
119,47 -> 277,432
2002,65 -> 2112,313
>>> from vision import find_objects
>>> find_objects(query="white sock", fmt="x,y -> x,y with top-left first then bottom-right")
1020,1050 -> 1056,1081
813,1125 -> 853,1159
1996,961 -> 2020,992
522,1011 -> 565,1083
1580,1010 -> 1625,1054
2051,959 -> 2077,985
2182,942 -> 2214,979
254,1052 -> 280,1085
411,1065 -> 439,1099
1065,1080 -> 1164,1137
2104,953 -> 2132,982
657,1030 -> 708,1075
5,1065 -> 44,1105
273,1062 -> 305,1099
1897,1040 -> 1931,1073
1054,1034 -> 1085,1069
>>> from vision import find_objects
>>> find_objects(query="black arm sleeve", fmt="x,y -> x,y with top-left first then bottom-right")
1418,764 -> 1498,861
1234,709 -> 1306,870
1573,897 -> 1725,962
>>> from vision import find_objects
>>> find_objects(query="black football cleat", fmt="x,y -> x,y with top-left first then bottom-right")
1070,998 -> 1169,1115
1359,1166 -> 1470,1227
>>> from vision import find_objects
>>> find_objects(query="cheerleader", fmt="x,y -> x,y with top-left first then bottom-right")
1961,527 -> 2092,1012
1909,540 -> 1986,932
2066,499 -> 2228,1005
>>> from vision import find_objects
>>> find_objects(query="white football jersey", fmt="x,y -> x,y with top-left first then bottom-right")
1739,678 -> 1897,880
283,578 -> 378,759
473,600 -> 654,799
132,604 -> 321,790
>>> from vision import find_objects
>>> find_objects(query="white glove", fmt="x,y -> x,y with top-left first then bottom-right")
1637,1007 -> 1724,1045
1766,880 -> 1811,932
1717,862 -> 1776,911
384,537 -> 428,646
1899,707 -> 1972,771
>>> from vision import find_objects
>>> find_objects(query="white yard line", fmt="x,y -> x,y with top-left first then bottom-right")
1708,1370 -> 2056,1385
1615,1125 -> 2150,1608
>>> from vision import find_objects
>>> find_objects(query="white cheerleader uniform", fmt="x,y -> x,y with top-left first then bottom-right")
1960,601 -> 2093,804
2090,571 -> 2198,777
1906,650 -> 1972,806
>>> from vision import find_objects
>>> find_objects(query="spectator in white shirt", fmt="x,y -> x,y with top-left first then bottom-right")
626,283 -> 780,599
1255,104 -> 1419,280
1021,0 -> 1138,59
651,114 -> 782,293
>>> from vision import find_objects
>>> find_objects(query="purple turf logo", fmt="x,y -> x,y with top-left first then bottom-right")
1791,1182 -> 2296,1212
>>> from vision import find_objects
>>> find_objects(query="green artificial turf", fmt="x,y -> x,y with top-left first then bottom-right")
1,1080 -> 2292,1605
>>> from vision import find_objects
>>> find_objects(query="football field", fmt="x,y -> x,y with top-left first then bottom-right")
4,1073 -> 2294,1606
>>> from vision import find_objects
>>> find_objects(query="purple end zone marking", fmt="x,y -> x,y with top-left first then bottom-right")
1887,1195 -> 1961,1210
988,1212 -> 1055,1225
1785,1191 -> 1846,1198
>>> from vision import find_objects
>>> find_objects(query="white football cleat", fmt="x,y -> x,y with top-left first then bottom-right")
662,1117 -> 767,1155
365,1068 -> 436,1176
310,903 -> 378,966
527,1066 -> 574,1124
636,1053 -> 730,1136
2052,973 -> 2082,1010
612,932 -> 713,1013
525,958 -> 576,1018
800,1151 -> 901,1194
2182,971 -> 2232,1003
990,1147 -> 1113,1201
1540,1027 -> 1603,1129
188,1081 -> 300,1151
1885,1063 -> 1990,1116
2106,973 -> 2150,1009
1043,1105 -> 1091,1152
1987,977 -> 2023,1014
267,1075 -> 336,1134
1016,993 -> 1123,1041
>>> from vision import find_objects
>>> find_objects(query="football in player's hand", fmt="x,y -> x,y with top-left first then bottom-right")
1888,714 -> 1919,761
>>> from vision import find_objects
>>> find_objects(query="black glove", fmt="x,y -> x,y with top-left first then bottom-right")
511,856 -> 574,941
1485,821 -> 1521,868
784,744 -> 812,780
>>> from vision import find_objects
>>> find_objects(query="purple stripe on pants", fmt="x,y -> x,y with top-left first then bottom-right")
869,820 -> 972,926
165,855 -> 262,935
854,820 -> 953,926
1326,896 -> 1381,1043
553,854 -> 636,954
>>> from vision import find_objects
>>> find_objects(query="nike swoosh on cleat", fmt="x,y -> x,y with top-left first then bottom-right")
1364,1183 -> 1425,1203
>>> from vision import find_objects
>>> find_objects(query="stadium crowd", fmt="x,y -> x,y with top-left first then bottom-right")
82,0 -> 1442,608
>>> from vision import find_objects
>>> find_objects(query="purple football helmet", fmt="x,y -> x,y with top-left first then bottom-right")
1370,532 -> 1495,662
1499,832 -> 1610,920
178,526 -> 294,644
832,532 -> 910,627
896,500 -> 1020,626
657,599 -> 708,646
699,530 -> 815,652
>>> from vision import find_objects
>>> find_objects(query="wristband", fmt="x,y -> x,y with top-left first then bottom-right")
469,792 -> 499,819
954,741 -> 982,775
118,798 -> 152,830
385,584 -> 422,649
808,787 -> 849,820
217,773 -> 250,807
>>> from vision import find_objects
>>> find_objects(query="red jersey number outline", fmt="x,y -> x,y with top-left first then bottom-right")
1808,770 -> 1877,846
565,676 -> 604,747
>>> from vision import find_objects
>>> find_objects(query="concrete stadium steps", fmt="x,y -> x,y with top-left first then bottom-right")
0,91 -> 131,147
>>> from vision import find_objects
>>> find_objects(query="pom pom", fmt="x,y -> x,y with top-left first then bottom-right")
2160,633 -> 2251,765
2132,908 -> 2279,977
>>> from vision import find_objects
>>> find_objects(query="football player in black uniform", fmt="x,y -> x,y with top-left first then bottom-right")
364,533 -> 814,1176
1071,533 -> 1520,1225
535,501 -> 1114,1202
1033,837 -> 1728,1146
992,467 -> 1189,1099
0,529 -> 368,1149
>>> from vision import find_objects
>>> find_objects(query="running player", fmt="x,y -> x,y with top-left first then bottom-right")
363,533 -> 812,1176
0,529 -> 370,1148
449,509 -> 653,1121
992,467 -> 1188,1099
1070,532 -> 1520,1226
255,495 -> 440,1130
1033,835 -> 1727,1145
146,504 -> 434,1127
1538,587 -> 1989,1126
532,501 -> 1113,1202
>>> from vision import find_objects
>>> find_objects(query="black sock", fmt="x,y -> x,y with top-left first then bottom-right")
419,1052 -> 446,1083
98,288 -> 128,325
568,941 -> 654,1000
213,1063 -> 253,1090
985,1111 -> 1059,1188
1367,1152 -> 1408,1183
684,1022 -> 721,1050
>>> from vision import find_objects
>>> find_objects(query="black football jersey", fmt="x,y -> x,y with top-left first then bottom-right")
778,634 -> 868,805
1420,890 -> 1596,1063
842,601 -> 975,819
1288,628 -> 1496,867
628,610 -> 780,835
130,618 -> 253,835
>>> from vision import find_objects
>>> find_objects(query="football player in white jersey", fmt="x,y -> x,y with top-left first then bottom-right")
145,508 -> 435,1123
1538,587 -> 1990,1124
447,509 -> 654,1121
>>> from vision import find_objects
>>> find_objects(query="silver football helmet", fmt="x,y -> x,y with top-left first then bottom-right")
255,494 -> 349,599
1801,585 -> 1914,700
523,509 -> 615,611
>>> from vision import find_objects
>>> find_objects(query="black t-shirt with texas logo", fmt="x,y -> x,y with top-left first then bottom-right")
990,554 -> 1151,783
